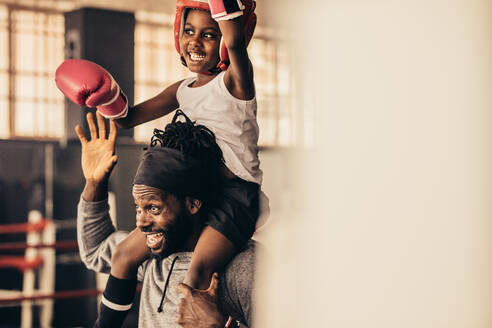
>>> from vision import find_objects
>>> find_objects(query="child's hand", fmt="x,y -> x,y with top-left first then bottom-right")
177,273 -> 227,328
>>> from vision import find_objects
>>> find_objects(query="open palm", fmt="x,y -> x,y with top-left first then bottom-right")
75,112 -> 118,183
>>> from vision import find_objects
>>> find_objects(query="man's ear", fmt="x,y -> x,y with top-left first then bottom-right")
185,197 -> 202,215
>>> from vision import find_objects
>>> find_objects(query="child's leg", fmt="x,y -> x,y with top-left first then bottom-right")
184,178 -> 260,290
183,226 -> 236,289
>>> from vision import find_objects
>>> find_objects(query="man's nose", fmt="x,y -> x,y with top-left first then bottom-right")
136,213 -> 151,230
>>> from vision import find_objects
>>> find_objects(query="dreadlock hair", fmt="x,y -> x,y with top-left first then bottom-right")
150,110 -> 224,166
149,110 -> 224,211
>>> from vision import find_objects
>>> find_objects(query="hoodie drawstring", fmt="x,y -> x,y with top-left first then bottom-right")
157,255 -> 179,313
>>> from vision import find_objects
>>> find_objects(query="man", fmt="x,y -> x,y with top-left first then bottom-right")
75,111 -> 255,327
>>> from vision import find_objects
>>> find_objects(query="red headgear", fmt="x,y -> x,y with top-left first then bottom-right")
174,0 -> 257,72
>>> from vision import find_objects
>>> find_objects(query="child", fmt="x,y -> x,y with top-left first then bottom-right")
56,0 -> 262,291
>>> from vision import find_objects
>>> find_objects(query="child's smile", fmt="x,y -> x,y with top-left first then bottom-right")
188,50 -> 206,62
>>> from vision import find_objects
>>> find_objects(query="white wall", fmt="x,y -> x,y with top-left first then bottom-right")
256,0 -> 492,327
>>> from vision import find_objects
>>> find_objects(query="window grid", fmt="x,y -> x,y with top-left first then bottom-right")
133,16 -> 190,143
0,4 -> 65,139
0,5 -> 8,138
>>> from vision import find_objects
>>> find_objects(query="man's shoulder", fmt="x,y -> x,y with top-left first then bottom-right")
219,240 -> 260,326
226,240 -> 258,274
222,239 -> 262,294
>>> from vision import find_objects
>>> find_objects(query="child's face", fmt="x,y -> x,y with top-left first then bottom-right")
180,9 -> 221,73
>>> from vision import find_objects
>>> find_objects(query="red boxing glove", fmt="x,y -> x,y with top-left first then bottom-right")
55,59 -> 128,119
208,0 -> 245,21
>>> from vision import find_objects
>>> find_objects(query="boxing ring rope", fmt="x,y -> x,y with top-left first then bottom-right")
0,218 -> 79,270
0,240 -> 79,252
0,211 -> 55,328
0,283 -> 143,307
0,219 -> 50,234
0,210 -> 83,328
0,143 -> 118,326
0,190 -> 118,327
0,218 -> 77,235
0,288 -> 102,307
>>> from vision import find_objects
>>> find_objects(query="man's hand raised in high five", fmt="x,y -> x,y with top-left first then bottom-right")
75,112 -> 118,202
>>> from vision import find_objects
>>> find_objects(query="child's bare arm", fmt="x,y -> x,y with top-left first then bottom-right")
114,79 -> 184,129
210,1 -> 255,100
111,228 -> 149,279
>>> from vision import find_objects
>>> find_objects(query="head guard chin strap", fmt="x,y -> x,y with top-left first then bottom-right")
174,0 -> 257,74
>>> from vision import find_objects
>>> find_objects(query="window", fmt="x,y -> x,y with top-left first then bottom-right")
133,12 -> 189,143
0,4 -> 65,139
0,5 -> 302,147
0,6 -> 8,139
133,13 -> 297,147
249,37 -> 296,146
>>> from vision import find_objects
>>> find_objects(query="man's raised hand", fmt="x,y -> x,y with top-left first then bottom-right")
75,112 -> 118,184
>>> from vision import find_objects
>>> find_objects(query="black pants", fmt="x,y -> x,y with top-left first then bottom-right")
206,178 -> 261,249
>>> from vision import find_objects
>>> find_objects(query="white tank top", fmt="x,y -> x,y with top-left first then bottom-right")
176,71 -> 263,184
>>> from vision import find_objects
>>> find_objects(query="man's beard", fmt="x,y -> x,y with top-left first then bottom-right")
149,212 -> 193,260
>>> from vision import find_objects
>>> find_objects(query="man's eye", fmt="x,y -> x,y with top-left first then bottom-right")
150,206 -> 160,213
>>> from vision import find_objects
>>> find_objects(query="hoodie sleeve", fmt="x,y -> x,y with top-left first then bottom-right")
77,196 -> 129,273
